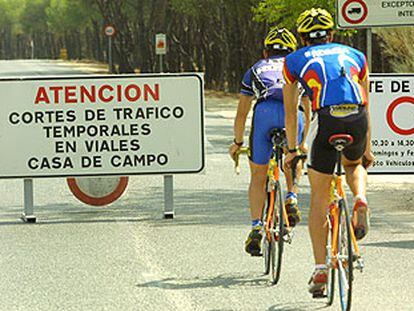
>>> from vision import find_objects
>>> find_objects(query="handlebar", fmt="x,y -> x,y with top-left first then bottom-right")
291,153 -> 307,186
234,146 -> 249,175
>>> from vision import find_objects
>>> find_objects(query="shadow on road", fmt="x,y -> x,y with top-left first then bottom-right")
136,273 -> 269,290
267,301 -> 327,311
364,239 -> 414,250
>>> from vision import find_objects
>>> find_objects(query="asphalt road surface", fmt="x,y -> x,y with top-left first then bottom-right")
0,60 -> 413,311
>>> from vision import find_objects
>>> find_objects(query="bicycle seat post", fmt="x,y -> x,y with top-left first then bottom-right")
328,134 -> 354,176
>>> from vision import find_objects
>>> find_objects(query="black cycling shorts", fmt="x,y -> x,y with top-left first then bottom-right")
308,105 -> 368,174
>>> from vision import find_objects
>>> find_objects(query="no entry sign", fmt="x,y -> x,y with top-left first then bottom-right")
0,74 -> 204,178
369,74 -> 414,174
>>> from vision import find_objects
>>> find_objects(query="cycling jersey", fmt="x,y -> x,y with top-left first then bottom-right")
240,55 -> 304,165
241,56 -> 285,103
283,42 -> 368,111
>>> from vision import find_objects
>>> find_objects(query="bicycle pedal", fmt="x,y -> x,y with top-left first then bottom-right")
312,290 -> 327,299
250,252 -> 263,257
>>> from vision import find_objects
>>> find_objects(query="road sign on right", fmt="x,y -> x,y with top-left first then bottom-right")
337,0 -> 414,28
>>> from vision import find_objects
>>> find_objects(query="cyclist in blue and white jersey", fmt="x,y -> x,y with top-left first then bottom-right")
229,27 -> 311,256
282,8 -> 375,294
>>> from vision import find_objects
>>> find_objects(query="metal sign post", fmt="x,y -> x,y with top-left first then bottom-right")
155,33 -> 173,218
104,25 -> 116,74
22,179 -> 36,223
366,28 -> 372,71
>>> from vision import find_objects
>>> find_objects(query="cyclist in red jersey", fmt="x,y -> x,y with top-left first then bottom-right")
282,8 -> 375,294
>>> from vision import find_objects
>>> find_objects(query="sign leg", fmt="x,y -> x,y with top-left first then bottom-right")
163,175 -> 174,219
21,179 -> 36,223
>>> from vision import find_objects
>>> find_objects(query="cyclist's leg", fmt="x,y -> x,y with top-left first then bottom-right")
248,101 -> 276,221
342,106 -> 370,239
248,161 -> 268,221
308,168 -> 332,264
283,110 -> 305,226
306,110 -> 337,291
342,106 -> 368,197
245,101 -> 274,255
284,110 -> 305,194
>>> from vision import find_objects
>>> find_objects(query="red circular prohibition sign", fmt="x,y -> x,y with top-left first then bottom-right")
67,177 -> 129,206
386,96 -> 414,136
342,0 -> 368,24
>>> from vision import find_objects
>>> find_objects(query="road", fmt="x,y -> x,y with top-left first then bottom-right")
0,60 -> 413,311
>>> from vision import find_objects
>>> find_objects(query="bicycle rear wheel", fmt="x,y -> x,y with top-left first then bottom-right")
337,199 -> 353,311
270,181 -> 284,284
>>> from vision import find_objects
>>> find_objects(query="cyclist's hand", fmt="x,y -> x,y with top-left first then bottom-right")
299,142 -> 308,153
284,151 -> 298,169
229,143 -> 241,161
362,150 -> 375,169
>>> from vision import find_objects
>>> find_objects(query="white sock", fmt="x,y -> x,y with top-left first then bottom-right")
354,194 -> 367,204
315,264 -> 327,270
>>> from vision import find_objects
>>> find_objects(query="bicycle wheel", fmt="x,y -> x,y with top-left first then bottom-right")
337,199 -> 353,311
262,192 -> 272,275
326,214 -> 336,306
271,181 -> 284,284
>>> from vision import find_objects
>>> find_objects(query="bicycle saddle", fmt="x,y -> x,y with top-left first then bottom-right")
328,134 -> 354,151
269,128 -> 286,146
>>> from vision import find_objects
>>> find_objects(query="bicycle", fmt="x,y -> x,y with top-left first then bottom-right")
234,128 -> 306,285
314,134 -> 365,311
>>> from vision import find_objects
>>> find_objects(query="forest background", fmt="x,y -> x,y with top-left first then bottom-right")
0,0 -> 412,92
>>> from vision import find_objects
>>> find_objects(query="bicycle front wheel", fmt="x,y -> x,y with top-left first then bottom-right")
270,181 -> 284,285
262,192 -> 271,275
326,214 -> 336,306
337,199 -> 353,311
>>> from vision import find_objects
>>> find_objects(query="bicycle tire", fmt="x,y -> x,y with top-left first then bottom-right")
337,199 -> 353,311
271,181 -> 284,284
262,192 -> 271,275
326,213 -> 336,306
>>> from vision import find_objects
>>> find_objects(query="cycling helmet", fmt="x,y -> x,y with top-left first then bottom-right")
296,8 -> 334,37
264,27 -> 297,52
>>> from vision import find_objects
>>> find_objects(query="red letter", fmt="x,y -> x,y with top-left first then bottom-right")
125,84 -> 141,102
144,83 -> 160,101
80,85 -> 96,103
65,86 -> 77,104
116,85 -> 122,102
34,87 -> 50,104
50,86 -> 64,104
98,85 -> 114,103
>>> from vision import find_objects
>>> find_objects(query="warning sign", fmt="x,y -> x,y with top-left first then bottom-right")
0,74 -> 204,178
155,33 -> 167,55
369,74 -> 414,174
337,0 -> 414,28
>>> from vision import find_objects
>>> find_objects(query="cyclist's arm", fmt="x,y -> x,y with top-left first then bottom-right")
283,82 -> 300,151
300,95 -> 311,152
233,94 -> 254,144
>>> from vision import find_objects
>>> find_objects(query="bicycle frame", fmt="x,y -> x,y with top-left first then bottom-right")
265,133 -> 289,242
327,156 -> 362,268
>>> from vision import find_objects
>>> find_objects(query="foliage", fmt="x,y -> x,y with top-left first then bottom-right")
376,27 -> 414,72
46,0 -> 95,34
253,0 -> 334,29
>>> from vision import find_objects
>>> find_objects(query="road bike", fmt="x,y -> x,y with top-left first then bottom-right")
234,128 -> 305,285
315,134 -> 365,311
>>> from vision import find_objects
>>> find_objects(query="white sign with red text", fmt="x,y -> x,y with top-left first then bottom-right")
0,74 -> 204,178
155,33 -> 167,55
369,74 -> 414,173
337,0 -> 414,28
